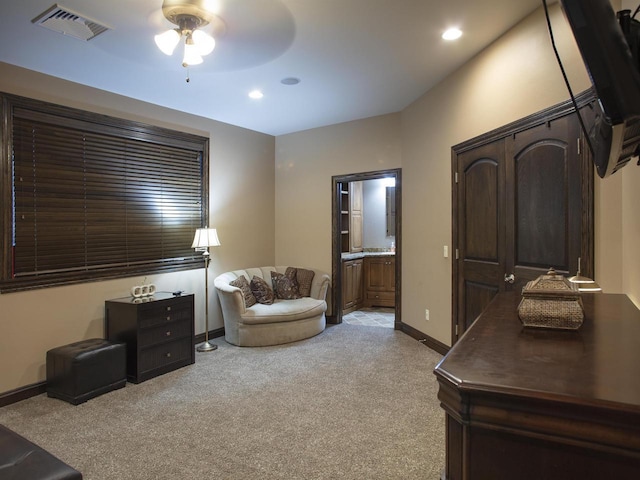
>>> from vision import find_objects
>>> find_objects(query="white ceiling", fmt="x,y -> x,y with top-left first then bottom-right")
0,0 -> 542,136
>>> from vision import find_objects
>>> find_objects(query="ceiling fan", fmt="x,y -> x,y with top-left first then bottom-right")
154,0 -> 226,67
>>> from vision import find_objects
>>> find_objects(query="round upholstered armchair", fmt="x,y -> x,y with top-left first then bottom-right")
214,266 -> 330,347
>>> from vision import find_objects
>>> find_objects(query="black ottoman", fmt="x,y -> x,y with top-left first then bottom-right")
46,338 -> 126,405
0,424 -> 82,479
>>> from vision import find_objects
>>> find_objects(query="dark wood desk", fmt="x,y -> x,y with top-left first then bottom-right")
434,292 -> 640,480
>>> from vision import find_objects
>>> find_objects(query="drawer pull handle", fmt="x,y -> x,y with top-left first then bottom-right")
167,306 -> 172,311
166,331 -> 172,337
166,316 -> 171,321
166,352 -> 171,358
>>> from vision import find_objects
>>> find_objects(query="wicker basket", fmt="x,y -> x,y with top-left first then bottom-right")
518,269 -> 584,330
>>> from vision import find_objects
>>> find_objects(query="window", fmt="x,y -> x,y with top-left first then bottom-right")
1,94 -> 209,292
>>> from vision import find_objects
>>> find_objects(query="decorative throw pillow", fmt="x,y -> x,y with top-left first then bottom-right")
296,268 -> 315,297
229,275 -> 256,308
250,275 -> 275,305
271,268 -> 301,300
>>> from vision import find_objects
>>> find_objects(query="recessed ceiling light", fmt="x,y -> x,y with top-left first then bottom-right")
248,90 -> 264,99
281,77 -> 301,85
442,28 -> 462,41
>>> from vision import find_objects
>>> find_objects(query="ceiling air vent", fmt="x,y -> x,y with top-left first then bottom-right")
32,4 -> 110,41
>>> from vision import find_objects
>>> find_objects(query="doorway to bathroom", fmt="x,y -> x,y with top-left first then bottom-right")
331,168 -> 401,327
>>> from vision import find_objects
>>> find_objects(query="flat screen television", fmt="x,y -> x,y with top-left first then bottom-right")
559,0 -> 640,177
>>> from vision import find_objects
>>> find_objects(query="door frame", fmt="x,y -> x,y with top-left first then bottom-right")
451,90 -> 596,344
331,168 -> 402,326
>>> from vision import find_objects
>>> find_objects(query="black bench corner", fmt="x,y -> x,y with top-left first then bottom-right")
0,424 -> 82,480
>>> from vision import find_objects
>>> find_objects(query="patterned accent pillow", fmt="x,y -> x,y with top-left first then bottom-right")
271,268 -> 301,300
250,276 -> 275,305
229,275 -> 256,308
296,268 -> 315,297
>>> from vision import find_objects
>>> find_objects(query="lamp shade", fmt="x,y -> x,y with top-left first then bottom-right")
192,29 -> 216,56
155,28 -> 181,55
183,41 -> 203,66
192,228 -> 221,249
568,257 -> 602,292
568,275 -> 602,292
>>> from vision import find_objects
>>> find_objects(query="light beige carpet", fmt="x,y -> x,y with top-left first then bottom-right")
0,323 -> 445,479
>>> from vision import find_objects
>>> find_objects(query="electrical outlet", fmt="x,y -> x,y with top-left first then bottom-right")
425,309 -> 430,321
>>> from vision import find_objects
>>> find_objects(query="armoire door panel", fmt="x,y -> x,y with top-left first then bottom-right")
464,281 -> 499,330
456,140 -> 506,337
464,159 -> 500,261
515,141 -> 569,270
509,115 -> 581,281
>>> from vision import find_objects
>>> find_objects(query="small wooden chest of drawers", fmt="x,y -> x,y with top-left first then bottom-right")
105,293 -> 195,384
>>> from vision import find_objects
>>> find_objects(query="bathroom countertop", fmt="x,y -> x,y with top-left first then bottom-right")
341,251 -> 395,261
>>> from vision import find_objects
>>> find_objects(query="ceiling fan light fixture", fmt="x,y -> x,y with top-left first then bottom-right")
183,40 -> 204,66
155,28 -> 181,55
156,1 -> 225,69
192,29 -> 215,56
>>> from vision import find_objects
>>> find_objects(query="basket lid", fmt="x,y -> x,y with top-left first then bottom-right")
522,268 -> 580,297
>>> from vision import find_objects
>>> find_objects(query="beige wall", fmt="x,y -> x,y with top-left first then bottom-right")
621,165 -> 640,306
275,113 -> 402,271
0,63 -> 275,393
594,0 -> 638,301
274,4 -> 636,347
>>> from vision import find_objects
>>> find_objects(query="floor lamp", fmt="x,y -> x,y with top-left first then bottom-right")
192,227 -> 221,352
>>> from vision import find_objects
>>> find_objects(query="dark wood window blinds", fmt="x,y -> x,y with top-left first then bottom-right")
1,94 -> 209,292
